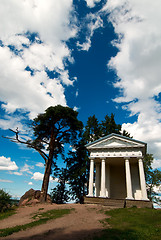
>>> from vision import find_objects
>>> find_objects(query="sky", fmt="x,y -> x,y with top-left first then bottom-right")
1,0 -> 161,198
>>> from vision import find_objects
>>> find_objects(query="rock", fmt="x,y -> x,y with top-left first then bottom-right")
19,189 -> 52,206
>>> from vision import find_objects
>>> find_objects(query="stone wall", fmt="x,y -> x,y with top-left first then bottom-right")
84,196 -> 153,209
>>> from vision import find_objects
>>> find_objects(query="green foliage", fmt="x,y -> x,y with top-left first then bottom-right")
0,208 -> 72,237
101,113 -> 121,136
65,139 -> 89,202
31,105 -> 83,159
0,189 -> 12,213
50,168 -> 70,204
60,113 -> 131,202
83,115 -> 101,142
83,113 -> 131,144
5,105 -> 83,202
94,208 -> 161,240
144,154 -> 161,203
0,209 -> 16,220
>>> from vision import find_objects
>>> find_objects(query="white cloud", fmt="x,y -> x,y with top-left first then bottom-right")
20,163 -> 33,175
103,0 -> 161,161
36,162 -> 44,168
0,114 -> 27,131
152,159 -> 161,170
31,172 -> 44,181
85,0 -> 101,8
28,182 -> 33,185
8,163 -> 34,176
0,179 -> 13,183
77,13 -> 103,51
0,0 -> 77,125
73,106 -> 80,112
0,156 -> 18,171
75,90 -> 79,97
31,172 -> 58,183
9,171 -> 23,176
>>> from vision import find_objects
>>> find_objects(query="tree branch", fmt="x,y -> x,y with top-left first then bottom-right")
3,128 -> 49,163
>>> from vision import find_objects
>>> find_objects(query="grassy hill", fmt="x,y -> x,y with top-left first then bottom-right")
94,207 -> 161,240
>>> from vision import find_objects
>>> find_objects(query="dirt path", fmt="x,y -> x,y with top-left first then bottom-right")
0,203 -> 110,240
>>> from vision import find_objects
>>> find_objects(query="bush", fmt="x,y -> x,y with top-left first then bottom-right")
51,182 -> 70,204
0,189 -> 12,212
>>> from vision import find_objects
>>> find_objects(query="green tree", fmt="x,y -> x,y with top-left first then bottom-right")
101,113 -> 121,136
144,154 -> 161,204
83,113 -> 131,144
50,168 -> 70,204
66,139 -> 89,203
4,105 -> 82,202
0,189 -> 12,212
83,115 -> 101,143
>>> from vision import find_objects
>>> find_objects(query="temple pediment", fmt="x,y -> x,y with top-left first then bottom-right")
86,133 -> 146,150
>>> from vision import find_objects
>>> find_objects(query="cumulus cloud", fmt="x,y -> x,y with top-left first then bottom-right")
0,0 -> 77,125
102,0 -> 161,160
31,172 -> 58,183
31,172 -> 44,181
9,163 -> 34,176
0,156 -> 18,171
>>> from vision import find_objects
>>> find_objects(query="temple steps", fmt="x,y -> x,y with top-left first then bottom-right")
84,196 -> 153,208
84,197 -> 125,208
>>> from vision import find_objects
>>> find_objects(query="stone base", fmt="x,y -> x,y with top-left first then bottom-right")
84,196 -> 153,209
125,199 -> 153,208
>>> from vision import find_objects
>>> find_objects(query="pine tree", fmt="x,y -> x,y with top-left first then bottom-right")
4,105 -> 82,202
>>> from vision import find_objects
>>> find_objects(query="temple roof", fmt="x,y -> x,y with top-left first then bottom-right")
85,133 -> 147,154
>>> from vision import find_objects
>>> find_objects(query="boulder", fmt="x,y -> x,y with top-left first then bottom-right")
19,189 -> 52,206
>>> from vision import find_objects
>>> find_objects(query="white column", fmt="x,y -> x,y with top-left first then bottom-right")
138,158 -> 149,200
95,163 -> 100,197
105,164 -> 110,198
125,159 -> 134,199
100,159 -> 106,197
88,159 -> 94,196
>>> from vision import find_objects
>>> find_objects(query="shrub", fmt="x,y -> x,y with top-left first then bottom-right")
0,189 -> 12,212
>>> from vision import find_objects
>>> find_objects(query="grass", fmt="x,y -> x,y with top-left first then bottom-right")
0,208 -> 73,237
0,208 -> 17,220
94,207 -> 161,240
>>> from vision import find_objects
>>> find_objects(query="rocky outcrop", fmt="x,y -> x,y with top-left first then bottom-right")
19,189 -> 52,206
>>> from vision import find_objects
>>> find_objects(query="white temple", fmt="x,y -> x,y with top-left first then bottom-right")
85,133 -> 149,201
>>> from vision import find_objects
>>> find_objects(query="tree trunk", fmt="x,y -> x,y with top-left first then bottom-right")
40,128 -> 55,203
40,158 -> 52,202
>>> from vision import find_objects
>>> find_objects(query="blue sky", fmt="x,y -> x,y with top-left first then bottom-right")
1,0 -> 161,198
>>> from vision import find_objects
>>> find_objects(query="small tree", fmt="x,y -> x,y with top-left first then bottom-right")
83,115 -> 101,143
101,113 -> 121,136
4,105 -> 83,202
0,189 -> 12,212
144,154 -> 161,204
65,139 -> 88,203
50,168 -> 70,204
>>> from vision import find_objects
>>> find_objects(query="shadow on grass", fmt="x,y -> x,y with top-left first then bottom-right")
0,228 -> 103,240
0,228 -> 142,240
94,228 -> 143,240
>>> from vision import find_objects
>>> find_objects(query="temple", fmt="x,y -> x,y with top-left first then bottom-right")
84,133 -> 152,208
